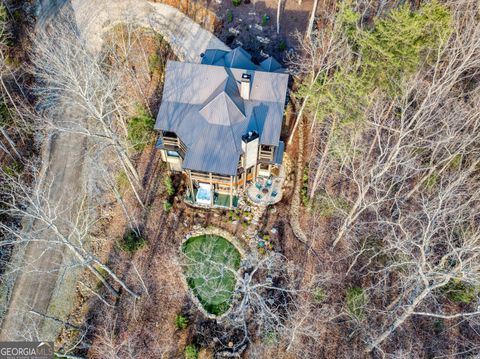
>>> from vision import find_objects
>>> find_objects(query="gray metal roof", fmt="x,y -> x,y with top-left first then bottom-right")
155,47 -> 289,176
260,56 -> 283,72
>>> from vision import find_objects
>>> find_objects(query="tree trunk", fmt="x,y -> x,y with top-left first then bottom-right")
276,0 -> 282,35
306,0 -> 319,39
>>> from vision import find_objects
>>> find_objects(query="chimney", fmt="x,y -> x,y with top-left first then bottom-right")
240,73 -> 251,100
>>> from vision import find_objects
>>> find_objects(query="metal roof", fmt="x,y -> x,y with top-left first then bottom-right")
260,56 -> 283,72
155,47 -> 289,176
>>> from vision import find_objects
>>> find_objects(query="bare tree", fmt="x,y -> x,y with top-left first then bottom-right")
30,12 -> 145,208
303,1 -> 480,355
0,164 -> 140,299
182,245 -> 321,353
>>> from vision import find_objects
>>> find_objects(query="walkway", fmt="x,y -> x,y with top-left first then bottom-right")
70,0 -> 230,62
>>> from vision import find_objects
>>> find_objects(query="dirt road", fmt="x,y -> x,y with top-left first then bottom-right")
0,0 -> 227,342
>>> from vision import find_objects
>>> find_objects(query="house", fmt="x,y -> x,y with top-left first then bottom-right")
155,47 -> 289,208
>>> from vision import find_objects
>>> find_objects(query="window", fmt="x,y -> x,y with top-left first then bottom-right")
167,150 -> 180,157
163,131 -> 177,138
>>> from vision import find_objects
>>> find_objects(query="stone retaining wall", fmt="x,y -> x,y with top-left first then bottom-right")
151,0 -> 222,33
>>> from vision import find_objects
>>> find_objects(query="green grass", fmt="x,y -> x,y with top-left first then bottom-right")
182,234 -> 241,315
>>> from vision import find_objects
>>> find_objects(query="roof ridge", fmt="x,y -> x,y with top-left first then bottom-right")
222,93 -> 240,154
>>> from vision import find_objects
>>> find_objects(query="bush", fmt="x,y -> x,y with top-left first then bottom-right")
175,314 -> 188,330
226,10 -> 233,23
127,105 -> 155,151
262,14 -> 269,26
441,279 -> 479,304
116,170 -> 129,191
184,345 -> 198,359
313,288 -> 326,304
3,161 -> 23,176
148,53 -> 161,73
119,229 -> 146,253
263,330 -> 277,345
346,287 -> 367,320
232,0 -> 241,6
163,200 -> 172,212
164,175 -> 175,196
278,40 -> 287,51
301,167 -> 309,206
425,171 -> 440,191
0,101 -> 13,127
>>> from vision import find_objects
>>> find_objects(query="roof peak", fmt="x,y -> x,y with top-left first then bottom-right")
199,91 -> 245,127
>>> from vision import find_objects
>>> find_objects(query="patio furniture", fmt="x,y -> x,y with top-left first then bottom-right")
256,194 -> 262,200
271,191 -> 278,197
255,182 -> 262,190
266,178 -> 273,187
262,188 -> 269,194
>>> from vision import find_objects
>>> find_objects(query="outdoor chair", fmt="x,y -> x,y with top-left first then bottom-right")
271,191 -> 278,198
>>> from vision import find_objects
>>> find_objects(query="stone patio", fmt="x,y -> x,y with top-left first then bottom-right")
246,167 -> 285,205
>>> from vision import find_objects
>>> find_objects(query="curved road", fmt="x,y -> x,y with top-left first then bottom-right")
0,0 -> 228,341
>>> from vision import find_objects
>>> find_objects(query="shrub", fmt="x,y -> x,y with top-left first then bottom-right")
278,40 -> 287,51
163,200 -> 172,212
226,10 -> 233,23
127,105 -> 155,151
301,167 -> 309,206
263,330 -> 277,345
425,171 -> 440,190
0,101 -> 13,127
440,279 -> 479,304
262,14 -> 269,26
232,0 -> 241,6
346,287 -> 367,320
119,229 -> 146,253
3,161 -> 23,176
116,170 -> 129,191
148,53 -> 161,73
313,288 -> 326,304
175,314 -> 188,330
184,344 -> 198,359
164,175 -> 175,196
